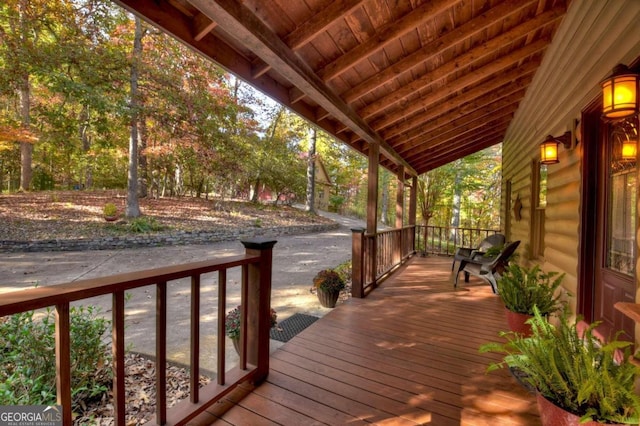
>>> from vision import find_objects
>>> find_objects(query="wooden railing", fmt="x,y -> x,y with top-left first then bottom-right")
415,225 -> 501,256
351,225 -> 415,297
0,239 -> 276,426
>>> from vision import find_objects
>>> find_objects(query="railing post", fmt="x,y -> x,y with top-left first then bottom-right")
241,238 -> 277,383
351,228 -> 365,298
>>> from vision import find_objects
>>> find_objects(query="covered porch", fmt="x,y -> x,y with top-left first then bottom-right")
195,256 -> 538,425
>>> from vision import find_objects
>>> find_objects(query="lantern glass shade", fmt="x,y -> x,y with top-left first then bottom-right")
540,139 -> 559,164
621,139 -> 638,161
602,66 -> 638,119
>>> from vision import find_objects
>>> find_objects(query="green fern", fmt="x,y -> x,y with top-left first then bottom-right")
480,307 -> 640,424
497,264 -> 567,315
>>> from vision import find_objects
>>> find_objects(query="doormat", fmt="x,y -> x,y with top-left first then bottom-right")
270,313 -> 319,342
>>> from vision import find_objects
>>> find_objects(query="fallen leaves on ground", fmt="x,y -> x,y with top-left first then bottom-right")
0,190 -> 333,241
75,353 -> 211,425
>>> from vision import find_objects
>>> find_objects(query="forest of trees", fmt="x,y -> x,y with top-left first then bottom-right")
0,0 -> 502,230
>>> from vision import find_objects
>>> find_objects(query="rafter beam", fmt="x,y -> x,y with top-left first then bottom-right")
318,0 -> 458,81
398,105 -> 518,158
416,135 -> 505,174
376,61 -> 538,140
392,92 -> 525,152
188,0 -> 416,175
285,0 -> 366,50
396,101 -> 518,158
366,38 -> 548,129
359,6 -> 563,119
340,0 -> 542,104
405,119 -> 511,165
193,12 -> 217,41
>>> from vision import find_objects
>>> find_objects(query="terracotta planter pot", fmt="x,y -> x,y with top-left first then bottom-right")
317,288 -> 340,308
536,394 -> 618,426
505,308 -> 533,336
104,215 -> 119,222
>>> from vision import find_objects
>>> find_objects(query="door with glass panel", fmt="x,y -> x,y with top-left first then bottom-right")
593,117 -> 637,341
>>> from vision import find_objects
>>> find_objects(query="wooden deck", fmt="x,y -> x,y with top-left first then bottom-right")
193,256 -> 540,425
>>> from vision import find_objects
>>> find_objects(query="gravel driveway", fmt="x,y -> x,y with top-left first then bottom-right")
0,211 -> 366,373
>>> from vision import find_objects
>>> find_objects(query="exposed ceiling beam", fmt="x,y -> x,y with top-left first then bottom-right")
193,12 -> 217,41
398,105 -> 517,158
390,89 -> 526,150
405,119 -> 510,165
377,64 -> 538,140
358,7 -> 563,119
417,135 -> 505,174
366,39 -> 549,130
317,0 -> 459,81
285,0 -> 367,50
187,0 -> 416,175
396,102 -> 520,157
340,0 -> 540,104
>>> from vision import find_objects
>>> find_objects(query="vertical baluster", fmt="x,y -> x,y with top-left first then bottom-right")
240,265 -> 248,370
156,281 -> 167,425
112,291 -> 126,425
55,302 -> 72,425
217,269 -> 227,385
190,275 -> 200,403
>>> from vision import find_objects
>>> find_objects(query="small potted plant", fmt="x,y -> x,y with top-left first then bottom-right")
497,263 -> 566,335
480,307 -> 640,425
225,305 -> 277,354
312,269 -> 346,308
103,202 -> 119,221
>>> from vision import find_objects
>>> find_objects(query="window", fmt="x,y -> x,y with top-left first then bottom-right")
530,161 -> 545,259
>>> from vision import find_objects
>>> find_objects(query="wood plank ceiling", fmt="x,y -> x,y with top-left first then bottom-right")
114,0 -> 569,177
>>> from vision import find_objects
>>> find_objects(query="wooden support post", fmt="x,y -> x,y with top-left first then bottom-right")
351,228 -> 365,298
241,238 -> 277,383
396,166 -> 405,264
55,302 -> 72,426
367,144 -> 379,287
367,144 -> 379,235
409,175 -> 418,252
112,292 -> 126,425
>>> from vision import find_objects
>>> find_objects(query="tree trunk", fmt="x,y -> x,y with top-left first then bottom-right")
450,163 -> 462,240
79,104 -> 92,189
305,127 -> 317,214
126,17 -> 143,218
18,74 -> 32,192
380,170 -> 389,225
138,116 -> 148,198
251,179 -> 261,203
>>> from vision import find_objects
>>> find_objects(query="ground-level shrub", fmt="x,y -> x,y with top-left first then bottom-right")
0,305 -> 112,412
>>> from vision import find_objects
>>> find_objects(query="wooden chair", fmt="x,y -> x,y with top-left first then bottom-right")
451,233 -> 505,272
454,240 -> 520,294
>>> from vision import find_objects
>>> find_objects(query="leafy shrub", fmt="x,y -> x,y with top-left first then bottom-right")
313,269 -> 346,293
497,264 -> 566,315
128,216 -> 163,233
225,305 -> 277,339
0,306 -> 112,410
103,202 -> 118,217
334,260 -> 352,284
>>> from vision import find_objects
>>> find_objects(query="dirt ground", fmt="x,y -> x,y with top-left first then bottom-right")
0,190 -> 333,241
0,192 -> 363,371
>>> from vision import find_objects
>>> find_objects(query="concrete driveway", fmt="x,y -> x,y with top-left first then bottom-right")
0,210 -> 367,373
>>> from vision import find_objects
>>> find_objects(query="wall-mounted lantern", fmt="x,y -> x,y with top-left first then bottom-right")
540,131 -> 573,165
602,64 -> 639,120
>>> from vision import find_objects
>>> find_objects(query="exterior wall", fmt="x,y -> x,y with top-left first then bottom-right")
502,0 -> 640,317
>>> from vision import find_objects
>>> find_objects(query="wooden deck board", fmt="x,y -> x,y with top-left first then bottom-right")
198,256 -> 540,425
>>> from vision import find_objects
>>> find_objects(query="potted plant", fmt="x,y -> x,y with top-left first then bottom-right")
497,263 -> 566,335
480,307 -> 640,425
312,269 -> 346,308
225,305 -> 277,354
103,202 -> 119,221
